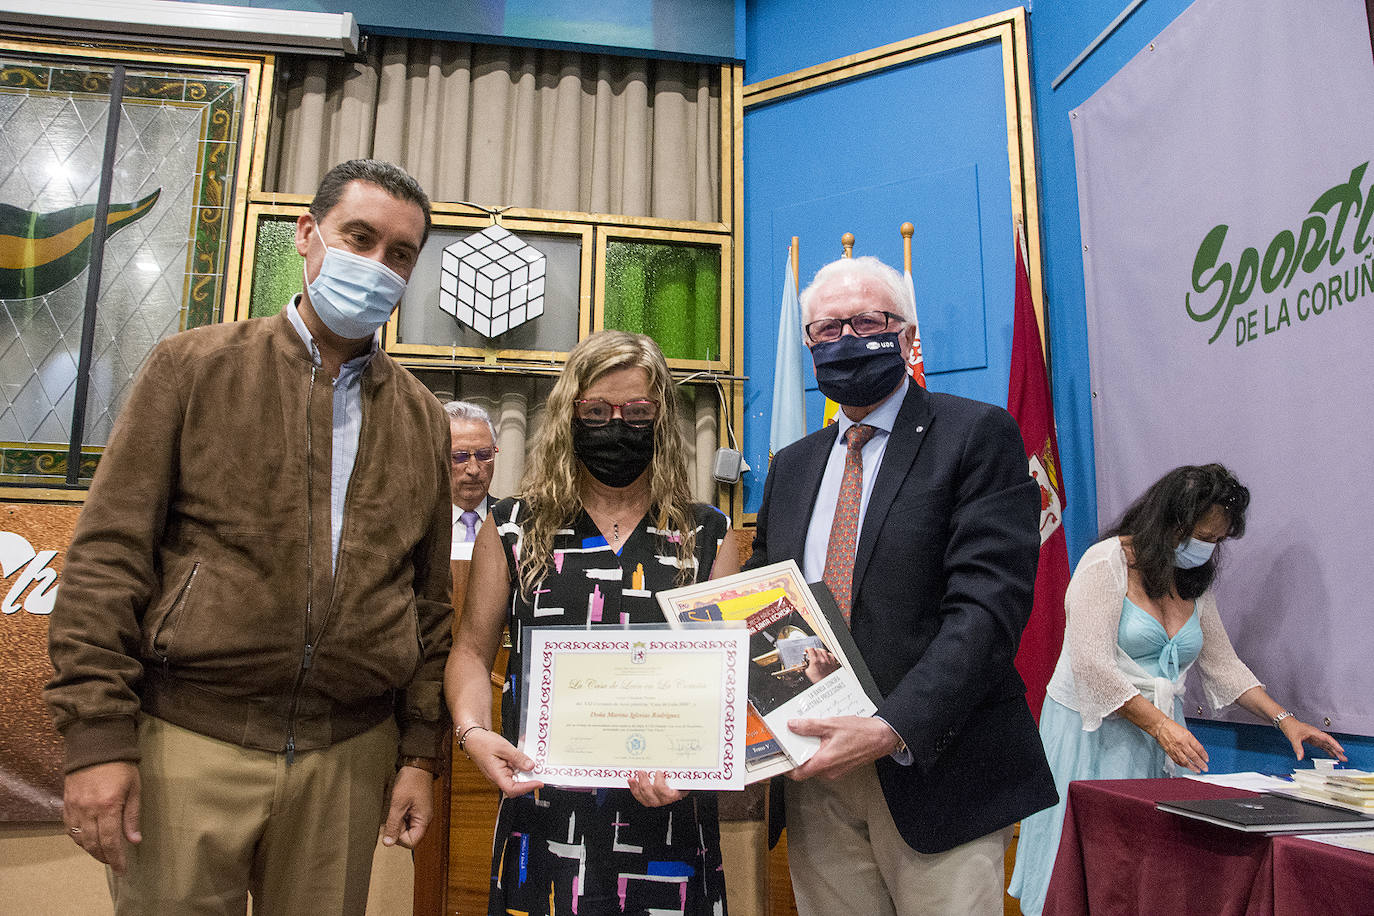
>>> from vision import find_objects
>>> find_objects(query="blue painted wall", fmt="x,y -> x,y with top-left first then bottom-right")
742,0 -> 1371,766
1190,720 -> 1374,775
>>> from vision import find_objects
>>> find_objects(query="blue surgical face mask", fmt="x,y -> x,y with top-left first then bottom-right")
1174,537 -> 1216,569
809,331 -> 908,407
303,221 -> 408,339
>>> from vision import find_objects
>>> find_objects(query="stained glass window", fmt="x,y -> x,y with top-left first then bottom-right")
0,52 -> 251,486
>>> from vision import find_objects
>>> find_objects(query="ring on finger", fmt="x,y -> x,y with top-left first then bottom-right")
69,826 -> 82,836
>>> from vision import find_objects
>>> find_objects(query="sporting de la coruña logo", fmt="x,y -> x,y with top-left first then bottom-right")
1185,161 -> 1374,346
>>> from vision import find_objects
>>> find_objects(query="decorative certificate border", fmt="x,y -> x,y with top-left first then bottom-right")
522,630 -> 746,788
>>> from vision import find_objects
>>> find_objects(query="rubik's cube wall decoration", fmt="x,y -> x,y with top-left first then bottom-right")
439,224 -> 546,337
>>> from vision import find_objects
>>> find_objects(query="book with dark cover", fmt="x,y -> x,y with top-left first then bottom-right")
1157,793 -> 1374,833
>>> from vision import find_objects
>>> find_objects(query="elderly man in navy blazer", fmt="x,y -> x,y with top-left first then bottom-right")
747,255 -> 1056,915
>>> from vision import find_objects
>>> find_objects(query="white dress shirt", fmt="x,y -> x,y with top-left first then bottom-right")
802,378 -> 908,582
451,499 -> 489,561
800,378 -> 912,764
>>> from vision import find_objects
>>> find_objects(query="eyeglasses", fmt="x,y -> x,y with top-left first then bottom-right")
573,398 -> 658,427
805,310 -> 904,343
451,447 -> 497,465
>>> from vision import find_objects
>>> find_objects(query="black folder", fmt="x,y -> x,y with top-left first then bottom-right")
1156,793 -> 1374,834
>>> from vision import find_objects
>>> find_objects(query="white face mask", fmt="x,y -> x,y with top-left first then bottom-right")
1174,537 -> 1216,569
303,221 -> 407,339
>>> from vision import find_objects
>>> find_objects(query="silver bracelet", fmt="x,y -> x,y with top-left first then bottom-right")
457,724 -> 490,757
1272,711 -> 1294,729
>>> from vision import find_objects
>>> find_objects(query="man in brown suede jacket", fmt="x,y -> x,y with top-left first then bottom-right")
45,159 -> 453,915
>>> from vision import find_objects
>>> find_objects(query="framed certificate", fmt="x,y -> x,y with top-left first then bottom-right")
518,627 -> 750,789
657,560 -> 880,773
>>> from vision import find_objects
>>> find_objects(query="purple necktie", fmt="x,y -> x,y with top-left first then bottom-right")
460,510 -> 480,543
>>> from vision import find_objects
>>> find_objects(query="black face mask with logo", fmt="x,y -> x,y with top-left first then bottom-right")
573,419 -> 656,488
810,331 -> 908,407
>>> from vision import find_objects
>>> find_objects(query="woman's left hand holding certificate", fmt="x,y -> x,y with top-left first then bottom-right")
463,727 -> 545,799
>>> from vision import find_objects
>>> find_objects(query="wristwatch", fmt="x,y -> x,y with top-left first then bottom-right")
1271,711 -> 1294,730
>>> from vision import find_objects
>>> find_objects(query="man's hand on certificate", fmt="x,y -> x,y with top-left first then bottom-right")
466,729 -> 545,798
786,715 -> 900,781
628,770 -> 688,808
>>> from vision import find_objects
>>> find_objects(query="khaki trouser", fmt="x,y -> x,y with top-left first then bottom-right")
110,714 -> 397,916
785,763 -> 1010,916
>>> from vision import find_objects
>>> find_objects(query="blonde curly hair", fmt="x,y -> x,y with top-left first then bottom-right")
516,330 -> 697,598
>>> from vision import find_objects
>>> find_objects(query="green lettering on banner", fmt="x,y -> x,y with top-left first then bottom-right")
1188,161 -> 1374,343
1233,259 -> 1373,347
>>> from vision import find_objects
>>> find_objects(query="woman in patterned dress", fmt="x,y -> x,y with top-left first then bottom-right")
446,330 -> 739,916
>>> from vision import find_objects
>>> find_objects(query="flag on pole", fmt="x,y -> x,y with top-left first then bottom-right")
822,398 -> 840,427
902,266 -> 927,388
770,249 -> 807,457
1007,228 -> 1070,722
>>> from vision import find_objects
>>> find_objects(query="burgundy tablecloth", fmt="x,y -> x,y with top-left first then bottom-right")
1043,778 -> 1273,916
1042,778 -> 1374,916
1270,833 -> 1374,916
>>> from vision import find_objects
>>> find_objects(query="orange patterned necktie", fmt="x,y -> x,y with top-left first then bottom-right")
822,423 -> 877,623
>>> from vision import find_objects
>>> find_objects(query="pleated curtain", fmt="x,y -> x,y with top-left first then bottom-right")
268,40 -> 723,501
266,38 -> 719,220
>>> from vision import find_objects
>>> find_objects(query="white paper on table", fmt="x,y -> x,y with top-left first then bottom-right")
1185,772 -> 1298,792
1291,830 -> 1374,853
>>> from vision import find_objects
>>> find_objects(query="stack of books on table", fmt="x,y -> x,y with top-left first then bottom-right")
1289,768 -> 1374,812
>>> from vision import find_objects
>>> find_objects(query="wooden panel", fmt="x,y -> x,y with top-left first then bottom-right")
412,560 -> 506,916
443,650 -> 505,915
767,832 -> 798,916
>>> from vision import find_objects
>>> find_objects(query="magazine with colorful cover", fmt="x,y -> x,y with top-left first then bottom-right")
657,560 -> 880,776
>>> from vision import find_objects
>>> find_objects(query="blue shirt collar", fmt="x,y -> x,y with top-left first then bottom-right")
286,295 -> 376,385
833,377 -> 908,440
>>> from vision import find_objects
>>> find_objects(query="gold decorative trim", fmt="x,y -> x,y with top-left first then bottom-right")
0,487 -> 89,502
727,62 -> 746,520
0,33 -> 269,71
222,55 -> 273,323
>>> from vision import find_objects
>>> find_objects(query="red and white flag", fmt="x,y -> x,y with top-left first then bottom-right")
1007,230 -> 1070,722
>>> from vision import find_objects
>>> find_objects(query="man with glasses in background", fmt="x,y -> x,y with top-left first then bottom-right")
746,256 -> 1056,916
444,400 -> 499,560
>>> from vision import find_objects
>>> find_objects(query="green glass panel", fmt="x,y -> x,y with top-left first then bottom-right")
604,241 -> 720,361
249,216 -> 304,318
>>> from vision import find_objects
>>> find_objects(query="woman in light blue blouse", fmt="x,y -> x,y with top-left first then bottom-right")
1009,464 -> 1346,916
